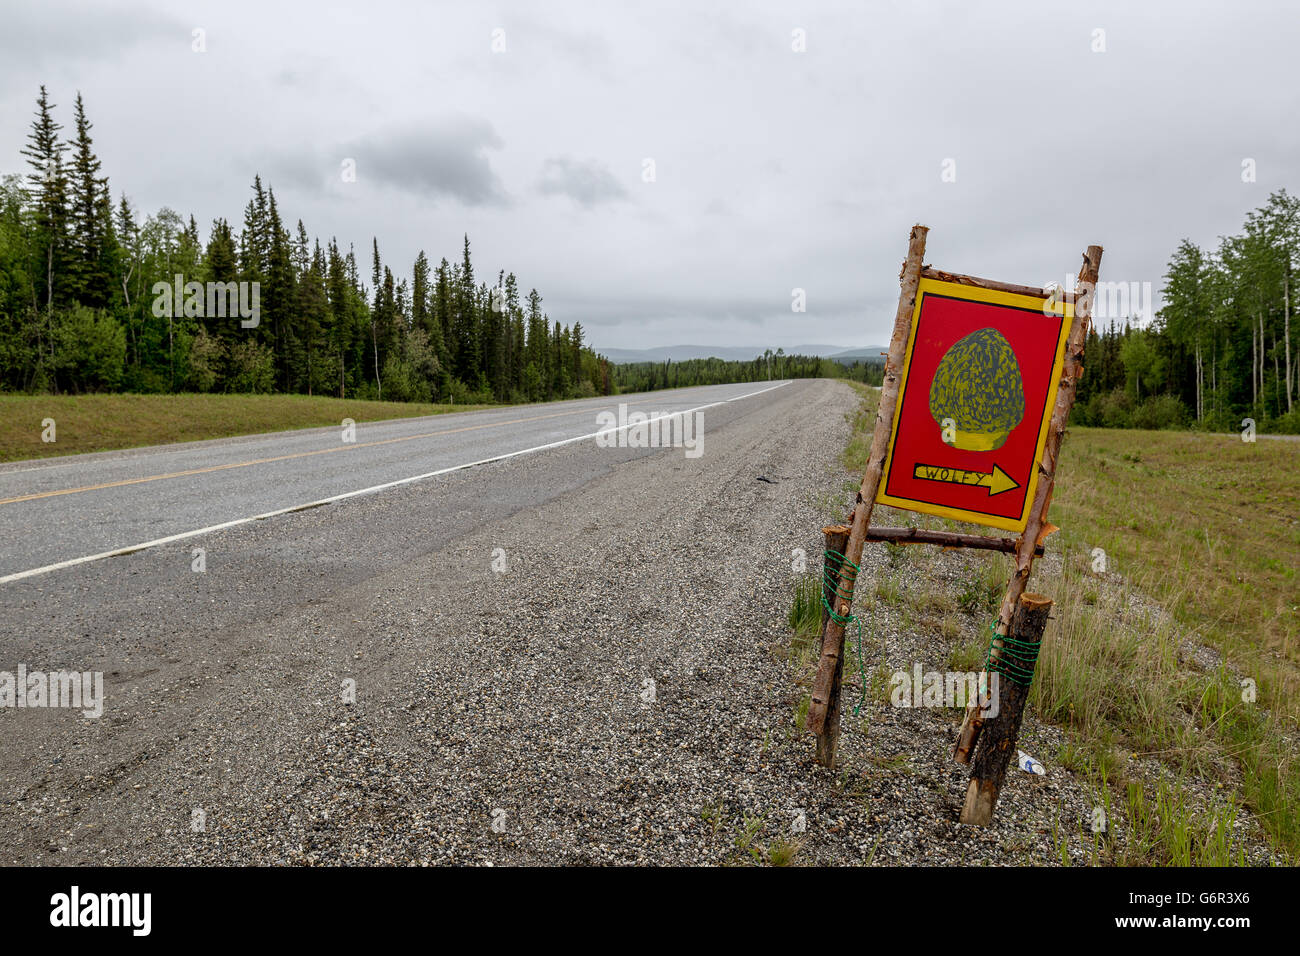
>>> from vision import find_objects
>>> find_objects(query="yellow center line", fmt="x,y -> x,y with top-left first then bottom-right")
0,396 -> 666,507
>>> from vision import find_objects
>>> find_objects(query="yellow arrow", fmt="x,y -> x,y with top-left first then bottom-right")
912,462 -> 1020,496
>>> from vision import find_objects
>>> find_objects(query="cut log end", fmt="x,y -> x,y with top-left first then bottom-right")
959,779 -> 997,826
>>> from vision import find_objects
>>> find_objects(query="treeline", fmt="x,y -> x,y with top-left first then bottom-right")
613,352 -> 814,391
1074,189 -> 1299,433
836,359 -> 886,387
0,87 -> 609,404
609,350 -> 885,392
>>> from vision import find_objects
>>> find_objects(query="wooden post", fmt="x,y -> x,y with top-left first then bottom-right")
816,525 -> 851,766
839,507 -> 1043,556
953,245 -> 1103,765
864,526 -> 1044,556
959,593 -> 1052,826
820,525 -> 851,632
806,224 -> 928,763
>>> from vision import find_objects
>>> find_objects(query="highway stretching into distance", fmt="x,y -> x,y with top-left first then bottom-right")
0,381 -> 789,583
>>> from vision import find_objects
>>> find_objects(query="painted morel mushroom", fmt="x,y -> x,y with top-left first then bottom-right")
928,327 -> 1025,451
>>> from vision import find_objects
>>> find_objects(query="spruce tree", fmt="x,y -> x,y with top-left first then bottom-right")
455,234 -> 479,381
263,190 -> 295,388
20,85 -> 69,363
67,93 -> 110,305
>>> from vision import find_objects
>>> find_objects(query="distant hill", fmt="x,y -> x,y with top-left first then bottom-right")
594,344 -> 885,365
826,346 -> 891,364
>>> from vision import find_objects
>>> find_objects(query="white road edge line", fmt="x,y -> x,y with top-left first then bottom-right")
0,380 -> 792,585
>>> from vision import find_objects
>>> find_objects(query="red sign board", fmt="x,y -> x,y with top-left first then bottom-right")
875,277 -> 1072,532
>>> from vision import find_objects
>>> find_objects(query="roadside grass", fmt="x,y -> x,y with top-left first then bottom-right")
1113,779 -> 1246,866
710,810 -> 805,866
789,382 -> 1298,863
956,559 -> 1003,616
788,573 -> 823,641
946,631 -> 986,673
946,531 -> 1277,864
1051,427 -> 1300,859
765,835 -> 805,866
1054,428 -> 1297,675
0,393 -> 497,462
786,574 -> 823,694
1060,764 -> 1247,867
840,381 -> 878,474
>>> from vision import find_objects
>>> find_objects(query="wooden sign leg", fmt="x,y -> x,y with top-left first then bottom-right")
953,245 -> 1102,766
816,525 -> 851,766
960,593 -> 1052,825
806,224 -> 928,766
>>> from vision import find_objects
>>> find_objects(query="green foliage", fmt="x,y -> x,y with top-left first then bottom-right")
1112,780 -> 1246,867
1072,387 -> 1193,430
836,359 -> 885,386
226,340 -> 274,394
956,556 -> 1003,615
1265,408 -> 1300,433
1130,393 -> 1190,430
1074,189 -> 1299,431
187,328 -> 222,393
51,305 -> 125,391
1118,328 -> 1165,401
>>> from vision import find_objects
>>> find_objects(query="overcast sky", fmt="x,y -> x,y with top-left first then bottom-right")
3,0 -> 1298,351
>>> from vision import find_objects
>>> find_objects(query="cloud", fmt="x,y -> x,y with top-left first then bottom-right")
537,156 -> 628,207
0,1 -> 187,69
343,116 -> 507,206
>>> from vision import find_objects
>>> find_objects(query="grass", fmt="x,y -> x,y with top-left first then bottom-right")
788,573 -> 823,640
1053,428 -> 1297,668
840,381 -> 879,474
947,632 -> 986,673
765,836 -> 805,866
1050,427 -> 1300,857
715,809 -> 806,866
729,813 -> 767,865
786,574 -> 824,693
0,392 -> 498,462
1098,779 -> 1247,867
956,559 -> 1004,616
872,570 -> 904,607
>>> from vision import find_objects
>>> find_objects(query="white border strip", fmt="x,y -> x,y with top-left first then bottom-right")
1,381 -> 791,585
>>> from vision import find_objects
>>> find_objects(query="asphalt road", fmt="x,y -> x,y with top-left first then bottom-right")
0,381 -> 787,582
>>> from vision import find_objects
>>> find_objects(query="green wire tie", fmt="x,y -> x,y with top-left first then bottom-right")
822,548 -> 868,717
983,619 -> 1042,687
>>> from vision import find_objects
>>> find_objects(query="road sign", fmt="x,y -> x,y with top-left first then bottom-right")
875,276 -> 1073,532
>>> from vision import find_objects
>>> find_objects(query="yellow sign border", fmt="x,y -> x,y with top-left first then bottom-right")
874,276 -> 1073,533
